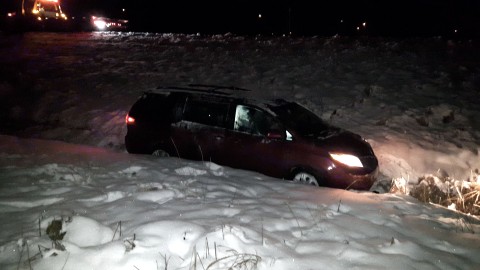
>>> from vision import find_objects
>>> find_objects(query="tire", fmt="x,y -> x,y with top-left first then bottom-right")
152,149 -> 170,157
292,171 -> 320,186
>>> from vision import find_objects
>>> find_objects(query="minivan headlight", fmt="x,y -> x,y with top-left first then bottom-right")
329,153 -> 363,168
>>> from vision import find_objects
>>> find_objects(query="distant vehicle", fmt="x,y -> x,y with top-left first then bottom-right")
3,0 -> 69,31
31,0 -> 67,21
91,16 -> 128,31
125,85 -> 379,190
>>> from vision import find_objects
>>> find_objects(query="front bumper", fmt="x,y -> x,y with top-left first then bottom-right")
325,166 -> 379,190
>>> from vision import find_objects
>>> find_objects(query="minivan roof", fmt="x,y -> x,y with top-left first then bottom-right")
145,85 -> 291,110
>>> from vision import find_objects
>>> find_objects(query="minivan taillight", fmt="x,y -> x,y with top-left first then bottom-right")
125,114 -> 135,125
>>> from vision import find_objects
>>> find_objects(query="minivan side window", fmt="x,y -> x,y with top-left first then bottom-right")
234,105 -> 282,136
183,98 -> 230,128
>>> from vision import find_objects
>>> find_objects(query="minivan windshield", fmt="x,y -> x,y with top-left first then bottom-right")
269,102 -> 332,137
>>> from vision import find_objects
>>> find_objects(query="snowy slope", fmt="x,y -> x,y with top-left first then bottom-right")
0,134 -> 479,270
1,32 -> 480,269
1,32 -> 479,181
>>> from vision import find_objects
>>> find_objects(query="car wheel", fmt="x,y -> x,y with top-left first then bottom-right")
152,149 -> 170,157
293,172 -> 319,186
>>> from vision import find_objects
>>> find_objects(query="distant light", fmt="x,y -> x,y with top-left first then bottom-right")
258,14 -> 262,19
93,19 -> 107,30
340,19 -> 343,23
454,29 -> 458,33
122,8 -> 125,12
356,26 -> 360,31
362,22 -> 367,27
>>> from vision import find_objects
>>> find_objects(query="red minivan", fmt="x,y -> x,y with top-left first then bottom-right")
125,85 -> 378,190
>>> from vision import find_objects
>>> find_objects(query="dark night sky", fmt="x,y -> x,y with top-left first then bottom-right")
2,0 -> 480,36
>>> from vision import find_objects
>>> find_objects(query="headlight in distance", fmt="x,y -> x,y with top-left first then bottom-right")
329,153 -> 363,168
93,19 -> 107,30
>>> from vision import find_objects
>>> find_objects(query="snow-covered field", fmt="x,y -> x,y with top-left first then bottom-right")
0,32 -> 479,269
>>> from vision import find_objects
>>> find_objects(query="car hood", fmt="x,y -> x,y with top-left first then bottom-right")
310,128 -> 375,157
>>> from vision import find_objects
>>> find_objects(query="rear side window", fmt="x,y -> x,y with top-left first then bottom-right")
129,93 -> 185,125
183,98 -> 230,128
129,94 -> 169,122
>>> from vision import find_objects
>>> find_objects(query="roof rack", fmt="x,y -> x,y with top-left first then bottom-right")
151,84 -> 253,96
188,84 -> 251,92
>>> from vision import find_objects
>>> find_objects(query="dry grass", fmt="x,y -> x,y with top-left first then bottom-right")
405,172 -> 480,216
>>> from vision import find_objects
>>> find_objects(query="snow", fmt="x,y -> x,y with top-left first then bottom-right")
0,31 -> 480,269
